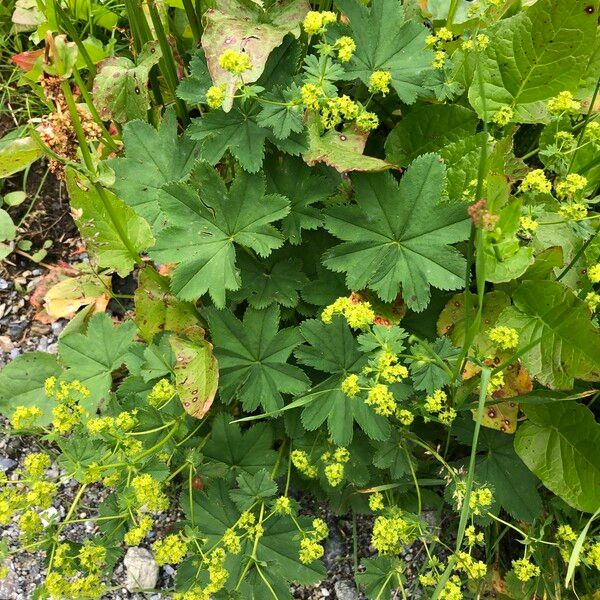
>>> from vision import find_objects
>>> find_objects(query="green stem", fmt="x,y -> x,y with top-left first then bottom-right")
60,80 -> 95,173
53,2 -> 97,76
568,77 -> 600,174
182,0 -> 202,43
146,0 -> 190,125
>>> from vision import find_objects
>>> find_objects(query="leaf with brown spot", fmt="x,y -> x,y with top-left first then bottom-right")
170,333 -> 219,420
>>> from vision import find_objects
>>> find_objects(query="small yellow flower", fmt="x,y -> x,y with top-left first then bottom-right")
131,474 -> 169,513
487,371 -> 505,394
368,491 -> 384,511
147,378 -> 175,407
436,27 -> 453,42
299,538 -> 324,564
273,496 -> 292,514
324,462 -> 344,487
23,453 -> 51,477
369,70 -> 392,95
432,50 -> 446,69
469,487 -> 493,515
206,84 -> 226,109
153,533 -> 188,566
488,326 -> 519,350
465,525 -> 484,547
78,543 -> 106,573
588,263 -> 600,284
124,515 -> 154,546
558,202 -> 588,221
547,91 -> 580,115
455,551 -> 487,580
587,542 -> 600,570
366,384 -> 396,416
491,105 -> 513,126
397,408 -> 414,426
556,524 -> 577,544
555,173 -> 587,199
519,216 -> 538,233
219,49 -> 251,75
341,374 -> 360,398
300,83 -> 323,110
26,481 -> 57,509
520,169 -> 551,194
355,111 -> 379,131
302,11 -> 336,35
424,389 -> 447,413
585,292 -> 600,312
333,447 -> 350,463
223,528 -> 241,554
512,557 -> 540,582
290,450 -> 317,478
335,36 -> 356,62
10,406 -> 43,430
312,518 -> 329,540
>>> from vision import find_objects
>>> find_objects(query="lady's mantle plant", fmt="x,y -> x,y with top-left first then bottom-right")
1,0 -> 600,598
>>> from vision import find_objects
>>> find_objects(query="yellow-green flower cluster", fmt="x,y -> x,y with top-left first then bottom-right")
559,202 -> 588,221
488,326 -> 519,350
547,91 -> 580,115
222,528 -> 242,553
465,525 -> 484,547
87,411 -> 137,437
439,575 -> 463,600
290,449 -> 317,478
555,173 -> 587,199
206,84 -> 226,109
124,514 -> 153,546
26,481 -> 57,509
321,446 -> 350,487
312,518 -> 329,540
299,538 -> 324,564
19,509 -> 43,540
512,557 -> 540,582
131,474 -> 169,513
468,487 -> 493,515
376,350 -> 409,383
520,169 -> 551,194
147,378 -> 175,407
320,95 -> 359,129
302,11 -> 336,35
585,121 -> 600,147
10,406 -> 43,430
556,524 -> 577,544
46,572 -> 104,600
341,373 -> 360,398
153,533 -> 188,566
23,453 -> 51,477
397,408 -> 414,426
300,83 -> 324,110
273,496 -> 292,515
369,70 -> 392,95
0,487 -> 20,524
519,215 -> 538,233
355,111 -> 379,131
487,371 -> 505,394
589,263 -> 600,284
454,551 -> 487,579
491,105 -> 514,127
371,514 -> 414,555
587,542 -> 600,570
426,27 -> 453,70
424,389 -> 447,413
461,34 -> 489,51
78,543 -> 106,573
366,384 -> 396,416
586,292 -> 600,312
368,491 -> 384,511
335,37 -> 356,62
219,50 -> 251,75
322,296 -> 375,328
47,379 -> 90,435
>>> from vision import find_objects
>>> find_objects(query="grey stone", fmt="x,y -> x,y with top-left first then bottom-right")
0,561 -> 17,600
334,580 -> 360,600
0,458 -> 16,472
124,547 -> 159,592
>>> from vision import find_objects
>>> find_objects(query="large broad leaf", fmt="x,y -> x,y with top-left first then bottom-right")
295,317 -> 389,446
202,0 -> 309,111
500,281 -> 600,389
133,268 -> 200,343
202,413 -> 278,477
468,0 -> 598,122
515,402 -> 600,513
334,0 -> 435,104
108,108 -> 200,226
92,41 -> 161,123
170,329 -> 219,419
456,423 -> 542,522
303,113 -> 395,173
265,155 -> 338,244
58,313 -> 137,410
0,353 -> 61,424
323,153 -> 470,311
150,162 -> 289,306
0,134 -> 42,178
203,305 -> 309,412
66,170 -> 154,278
385,104 -> 478,166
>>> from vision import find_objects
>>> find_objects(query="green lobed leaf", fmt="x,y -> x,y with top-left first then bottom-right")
515,401 -> 600,513
203,305 -> 310,412
468,0 -> 599,122
0,134 -> 42,178
108,108 -> 200,226
323,153 -> 470,311
334,0 -> 436,104
500,280 -> 600,389
151,162 -> 289,306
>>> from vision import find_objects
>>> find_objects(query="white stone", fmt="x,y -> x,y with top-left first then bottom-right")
124,547 -> 159,592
